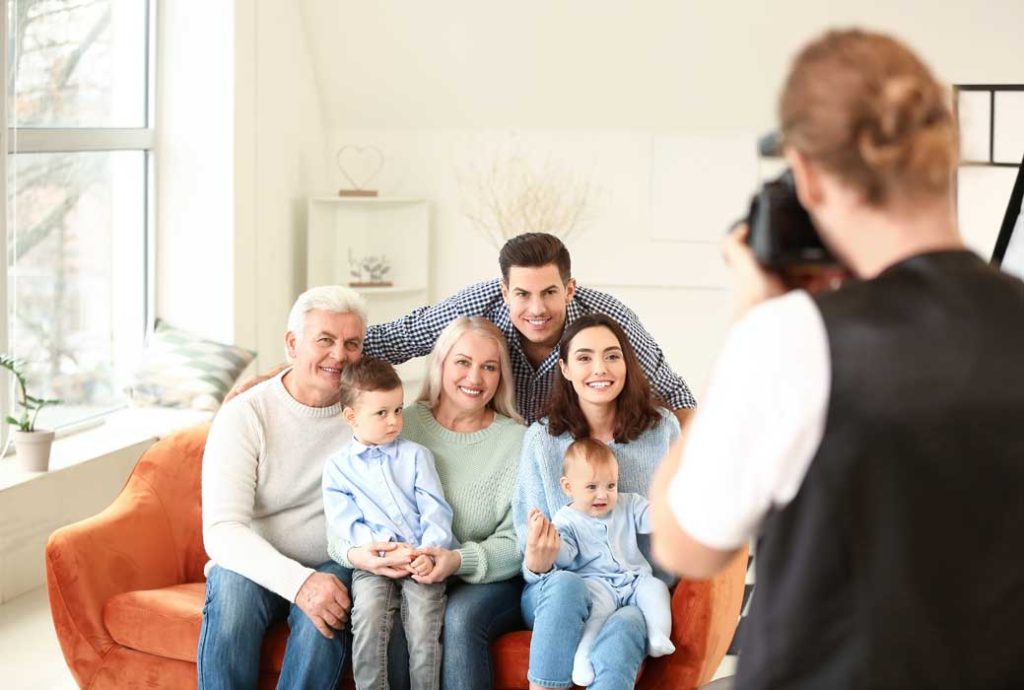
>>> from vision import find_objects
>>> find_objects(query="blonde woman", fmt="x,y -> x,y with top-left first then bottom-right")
333,316 -> 526,690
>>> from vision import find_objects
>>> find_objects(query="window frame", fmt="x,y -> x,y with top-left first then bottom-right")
1,0 -> 157,448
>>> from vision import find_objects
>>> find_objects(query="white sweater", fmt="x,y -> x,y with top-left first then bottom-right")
201,369 -> 351,601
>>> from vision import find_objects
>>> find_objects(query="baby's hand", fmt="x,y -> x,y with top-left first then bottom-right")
409,553 -> 434,577
526,507 -> 554,544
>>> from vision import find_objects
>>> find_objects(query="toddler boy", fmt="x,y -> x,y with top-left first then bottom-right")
323,357 -> 455,690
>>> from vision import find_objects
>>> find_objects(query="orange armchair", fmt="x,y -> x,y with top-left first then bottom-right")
46,424 -> 746,690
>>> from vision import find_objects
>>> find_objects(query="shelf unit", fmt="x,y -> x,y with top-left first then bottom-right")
307,196 -> 431,387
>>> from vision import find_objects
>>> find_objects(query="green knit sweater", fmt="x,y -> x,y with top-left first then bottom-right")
401,401 -> 526,584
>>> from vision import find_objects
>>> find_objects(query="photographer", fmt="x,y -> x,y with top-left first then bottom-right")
650,28 -> 1024,689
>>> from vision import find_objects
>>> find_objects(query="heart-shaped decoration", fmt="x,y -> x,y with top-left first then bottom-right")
336,145 -> 384,191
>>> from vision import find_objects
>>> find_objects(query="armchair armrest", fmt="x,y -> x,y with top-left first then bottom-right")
639,546 -> 748,690
45,424 -> 209,689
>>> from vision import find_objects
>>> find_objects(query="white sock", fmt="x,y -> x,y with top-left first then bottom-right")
648,631 -> 676,657
572,649 -> 595,687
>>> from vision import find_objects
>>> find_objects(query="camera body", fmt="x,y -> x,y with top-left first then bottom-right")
745,170 -> 837,270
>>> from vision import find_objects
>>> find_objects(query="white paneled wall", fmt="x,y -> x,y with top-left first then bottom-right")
320,129 -> 759,395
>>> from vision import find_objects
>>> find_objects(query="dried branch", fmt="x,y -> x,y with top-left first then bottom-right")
458,151 -> 598,248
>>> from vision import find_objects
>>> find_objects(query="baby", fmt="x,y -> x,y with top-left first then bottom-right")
528,438 -> 675,686
323,357 -> 455,690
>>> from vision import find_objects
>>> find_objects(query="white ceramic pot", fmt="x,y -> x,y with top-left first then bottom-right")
12,429 -> 55,472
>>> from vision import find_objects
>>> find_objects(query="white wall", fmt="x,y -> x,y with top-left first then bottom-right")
158,1 -> 327,370
156,0 -> 234,342
292,1 -> 1024,393
174,1 -> 1020,393
234,2 -> 329,370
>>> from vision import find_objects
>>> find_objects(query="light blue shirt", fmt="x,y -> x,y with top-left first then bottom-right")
550,493 -> 653,600
323,437 -> 456,558
513,409 -> 680,585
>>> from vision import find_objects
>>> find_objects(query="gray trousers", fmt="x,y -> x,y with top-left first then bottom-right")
351,570 -> 446,690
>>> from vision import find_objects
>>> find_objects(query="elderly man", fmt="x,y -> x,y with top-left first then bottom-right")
197,286 -> 406,689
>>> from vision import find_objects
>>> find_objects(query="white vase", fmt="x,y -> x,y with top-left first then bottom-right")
12,429 -> 55,472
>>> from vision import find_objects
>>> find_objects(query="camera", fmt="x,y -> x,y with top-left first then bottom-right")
745,170 -> 837,270
743,132 -> 838,271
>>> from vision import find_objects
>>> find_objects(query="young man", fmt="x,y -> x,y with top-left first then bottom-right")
362,232 -> 696,426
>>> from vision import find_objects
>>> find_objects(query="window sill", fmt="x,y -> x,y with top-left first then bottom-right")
0,406 -> 212,492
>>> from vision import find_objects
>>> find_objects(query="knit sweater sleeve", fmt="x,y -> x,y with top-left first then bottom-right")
456,504 -> 522,584
201,399 -> 314,602
513,422 -> 559,552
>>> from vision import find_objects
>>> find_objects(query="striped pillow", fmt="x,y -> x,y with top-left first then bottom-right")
127,320 -> 256,411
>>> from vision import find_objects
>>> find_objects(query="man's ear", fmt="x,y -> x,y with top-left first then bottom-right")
564,277 -> 577,303
785,147 -> 823,212
500,280 -> 510,305
284,331 -> 297,360
559,476 -> 573,497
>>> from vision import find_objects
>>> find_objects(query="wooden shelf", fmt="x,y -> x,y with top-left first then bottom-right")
350,285 -> 427,296
310,196 -> 427,206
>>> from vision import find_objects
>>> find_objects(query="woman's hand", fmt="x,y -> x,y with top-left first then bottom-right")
723,224 -> 787,320
347,541 -> 415,579
524,508 -> 561,574
410,546 -> 461,584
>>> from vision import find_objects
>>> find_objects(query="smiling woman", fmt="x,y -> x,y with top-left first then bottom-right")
513,312 -> 680,690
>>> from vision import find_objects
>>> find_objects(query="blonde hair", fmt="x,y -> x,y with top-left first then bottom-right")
417,317 -> 522,423
562,438 -> 617,477
780,29 -> 957,205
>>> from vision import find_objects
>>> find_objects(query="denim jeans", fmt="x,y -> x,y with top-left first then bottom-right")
385,577 -> 525,690
441,577 -> 524,690
351,570 -> 446,690
197,561 -> 351,690
522,570 -> 647,690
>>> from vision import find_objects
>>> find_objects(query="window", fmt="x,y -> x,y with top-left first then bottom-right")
3,0 -> 154,435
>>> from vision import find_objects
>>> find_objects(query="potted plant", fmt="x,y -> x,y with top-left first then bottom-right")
1,354 -> 62,471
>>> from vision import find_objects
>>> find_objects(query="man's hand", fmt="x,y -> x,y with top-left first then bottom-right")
524,507 -> 561,574
347,541 -> 416,579
295,572 -> 351,639
224,364 -> 289,403
723,224 -> 786,320
410,546 -> 461,584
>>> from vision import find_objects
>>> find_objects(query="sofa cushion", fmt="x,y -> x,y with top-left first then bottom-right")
104,583 -> 289,673
103,581 -> 533,684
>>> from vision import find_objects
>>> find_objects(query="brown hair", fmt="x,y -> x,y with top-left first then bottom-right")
545,313 -> 662,443
498,232 -> 572,283
780,29 -> 956,205
563,437 -> 618,477
339,357 -> 402,408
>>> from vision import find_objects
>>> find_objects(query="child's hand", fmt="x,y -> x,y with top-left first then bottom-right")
409,553 -> 434,577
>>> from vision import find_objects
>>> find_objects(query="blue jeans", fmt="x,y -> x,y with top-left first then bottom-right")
522,570 -> 647,690
387,577 -> 525,690
197,562 -> 351,690
442,577 -> 524,690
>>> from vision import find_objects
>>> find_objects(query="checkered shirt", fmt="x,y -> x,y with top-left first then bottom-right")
362,278 -> 697,424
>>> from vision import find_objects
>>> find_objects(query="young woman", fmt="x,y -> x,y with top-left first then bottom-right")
513,312 -> 681,690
